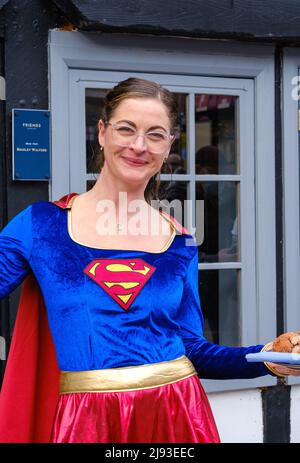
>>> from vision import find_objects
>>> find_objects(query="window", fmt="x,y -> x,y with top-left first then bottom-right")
282,49 -> 300,388
74,77 -> 245,348
50,31 -> 277,391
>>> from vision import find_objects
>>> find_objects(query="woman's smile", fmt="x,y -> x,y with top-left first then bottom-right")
120,155 -> 149,167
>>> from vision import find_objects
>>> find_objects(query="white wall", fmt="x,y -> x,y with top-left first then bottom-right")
207,390 -> 263,443
207,385 -> 300,443
290,385 -> 300,443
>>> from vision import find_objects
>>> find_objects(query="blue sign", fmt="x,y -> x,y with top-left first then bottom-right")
12,108 -> 51,181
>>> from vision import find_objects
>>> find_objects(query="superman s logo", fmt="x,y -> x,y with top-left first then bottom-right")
83,258 -> 156,311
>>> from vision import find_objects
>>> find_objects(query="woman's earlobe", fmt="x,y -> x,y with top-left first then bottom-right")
98,121 -> 105,148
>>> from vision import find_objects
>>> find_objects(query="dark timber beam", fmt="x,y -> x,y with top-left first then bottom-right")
52,0 -> 300,43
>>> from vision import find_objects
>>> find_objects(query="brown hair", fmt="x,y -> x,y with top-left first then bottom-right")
97,77 -> 178,204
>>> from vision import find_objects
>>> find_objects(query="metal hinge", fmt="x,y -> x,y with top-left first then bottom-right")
0,76 -> 5,101
0,336 -> 6,361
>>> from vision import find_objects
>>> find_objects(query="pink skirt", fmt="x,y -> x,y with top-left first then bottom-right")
50,357 -> 220,444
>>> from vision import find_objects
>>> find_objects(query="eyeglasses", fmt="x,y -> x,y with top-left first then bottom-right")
106,122 -> 175,155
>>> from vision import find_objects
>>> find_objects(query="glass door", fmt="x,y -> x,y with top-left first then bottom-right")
68,70 -> 255,348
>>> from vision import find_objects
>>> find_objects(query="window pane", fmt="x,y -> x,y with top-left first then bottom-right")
196,181 -> 239,263
169,93 -> 188,174
195,94 -> 238,175
161,153 -> 186,175
158,180 -> 188,224
86,88 -> 106,174
199,269 -> 240,346
87,179 -> 97,191
159,180 -> 188,203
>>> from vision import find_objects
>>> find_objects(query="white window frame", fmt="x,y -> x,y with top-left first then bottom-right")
283,49 -> 300,387
49,30 -> 277,391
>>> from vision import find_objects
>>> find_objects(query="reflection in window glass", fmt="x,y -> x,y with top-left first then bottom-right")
199,269 -> 240,346
86,88 -> 106,174
195,94 -> 238,175
170,93 -> 188,174
87,180 -> 97,191
158,180 -> 188,224
161,153 -> 185,175
196,182 -> 239,263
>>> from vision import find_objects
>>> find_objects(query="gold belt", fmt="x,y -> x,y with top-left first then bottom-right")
59,355 -> 197,394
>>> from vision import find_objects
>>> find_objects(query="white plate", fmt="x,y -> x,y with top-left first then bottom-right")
246,352 -> 300,368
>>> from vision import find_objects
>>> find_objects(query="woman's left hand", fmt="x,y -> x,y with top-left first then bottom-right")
267,362 -> 300,377
264,342 -> 300,377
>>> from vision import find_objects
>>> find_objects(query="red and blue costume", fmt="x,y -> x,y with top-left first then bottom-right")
0,194 -> 270,443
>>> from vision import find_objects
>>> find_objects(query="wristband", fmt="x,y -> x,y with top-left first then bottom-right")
261,342 -> 286,378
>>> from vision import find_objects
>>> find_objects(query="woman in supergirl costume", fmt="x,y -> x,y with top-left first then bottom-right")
0,78 -> 298,444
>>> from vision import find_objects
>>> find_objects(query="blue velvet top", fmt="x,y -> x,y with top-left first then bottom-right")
0,200 -> 271,379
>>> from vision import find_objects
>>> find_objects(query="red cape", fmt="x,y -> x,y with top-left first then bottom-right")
0,193 -> 188,443
0,193 -> 76,443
